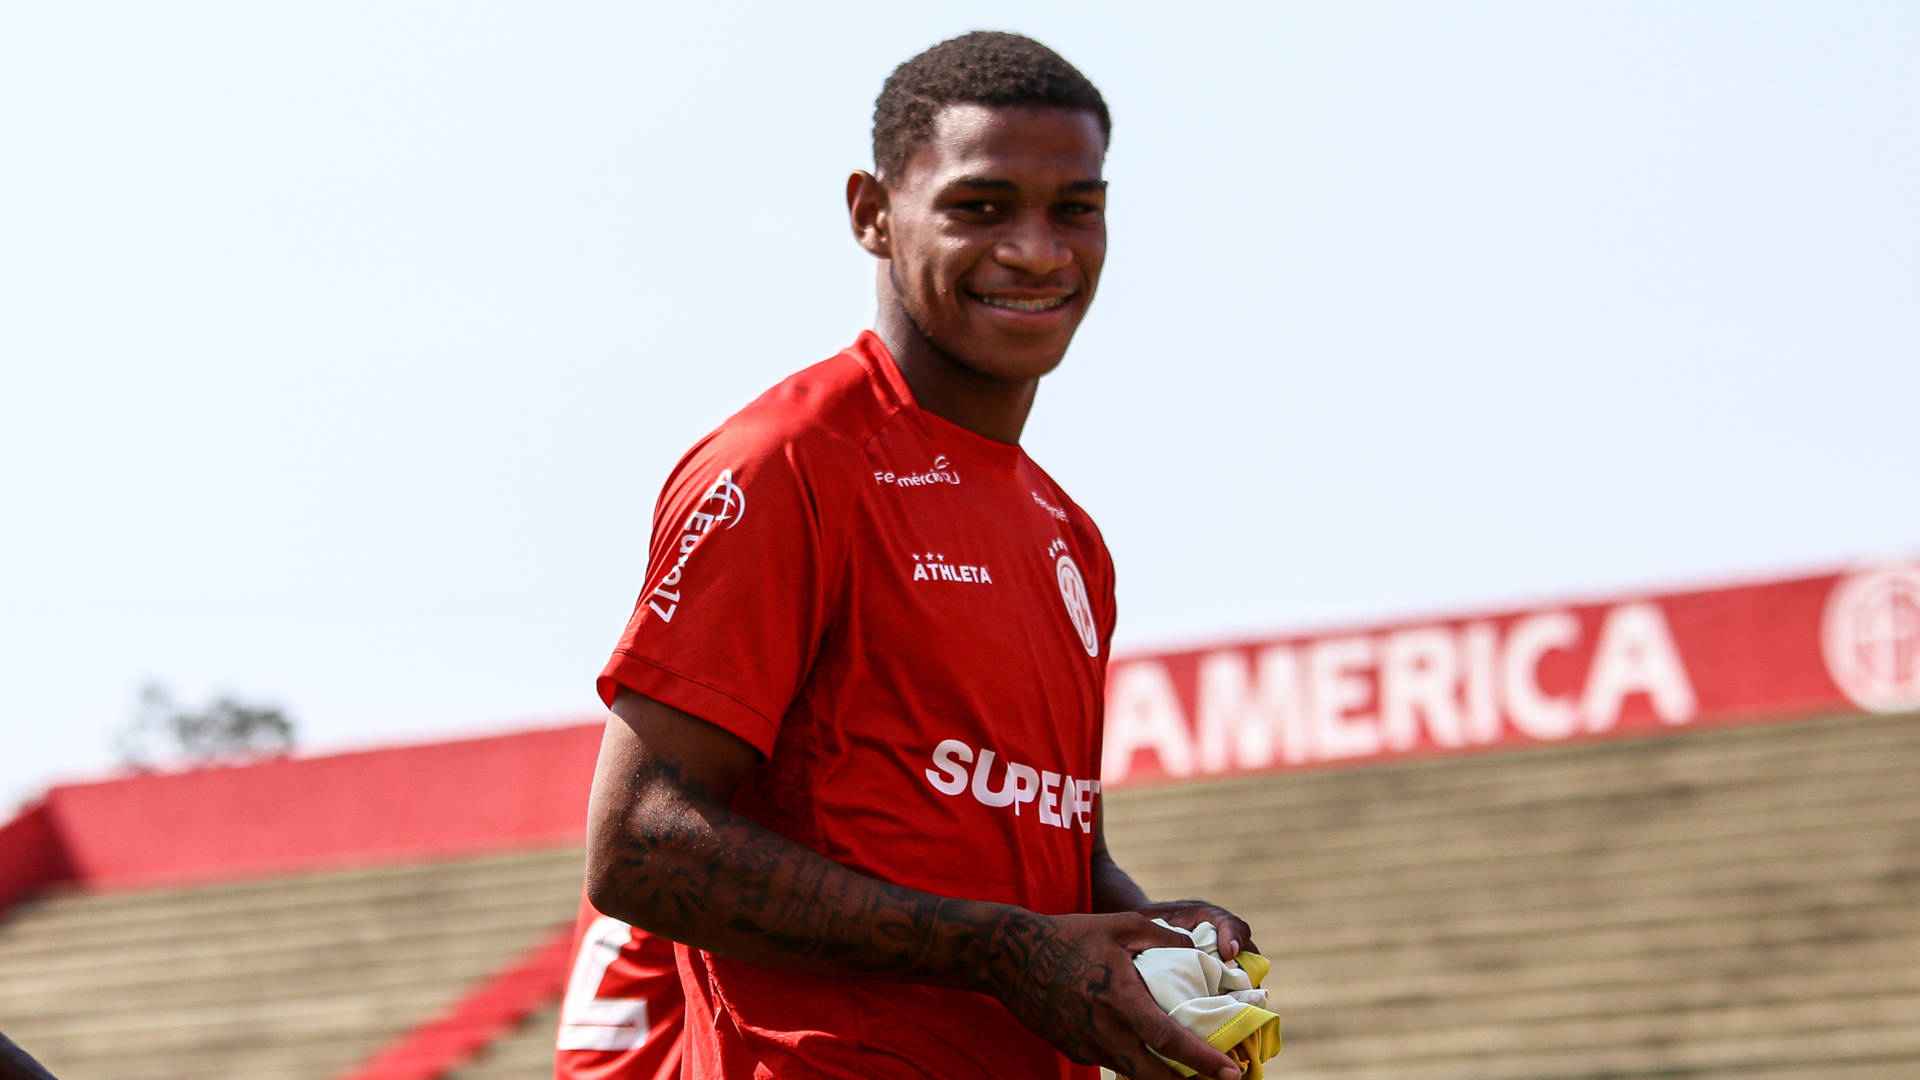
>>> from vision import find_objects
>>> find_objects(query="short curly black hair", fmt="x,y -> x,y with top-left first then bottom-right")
872,31 -> 1111,178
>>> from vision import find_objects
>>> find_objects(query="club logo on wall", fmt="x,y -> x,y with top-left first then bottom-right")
1822,563 -> 1920,714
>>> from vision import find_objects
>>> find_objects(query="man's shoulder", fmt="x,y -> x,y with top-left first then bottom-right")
712,344 -> 896,464
1023,457 -> 1110,552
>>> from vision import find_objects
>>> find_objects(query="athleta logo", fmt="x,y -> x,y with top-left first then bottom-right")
924,738 -> 1100,832
1050,538 -> 1099,657
647,468 -> 745,623
874,453 -> 961,489
912,552 -> 993,585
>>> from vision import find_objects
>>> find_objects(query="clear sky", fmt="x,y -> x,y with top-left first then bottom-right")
3,1 -> 1915,813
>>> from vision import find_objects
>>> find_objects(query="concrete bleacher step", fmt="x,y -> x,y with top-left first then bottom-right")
1121,816 -> 1920,907
447,1003 -> 564,1080
1105,731 -> 1920,835
1107,755 -> 1919,856
1305,990 -> 1920,1068
1103,711 -> 1919,826
0,889 -> 576,982
1110,751 -> 1915,858
0,961 -> 520,1023
1288,966 -> 1920,1046
1277,934 -> 1919,1009
0,848 -> 585,1080
7,915 -> 566,1037
1286,1005 -> 1920,1080
0,846 -> 582,941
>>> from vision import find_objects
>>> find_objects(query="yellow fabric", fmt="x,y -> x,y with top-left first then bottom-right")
1131,920 -> 1282,1079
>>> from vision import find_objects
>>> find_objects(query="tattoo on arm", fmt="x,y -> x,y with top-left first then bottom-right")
595,753 -> 1015,990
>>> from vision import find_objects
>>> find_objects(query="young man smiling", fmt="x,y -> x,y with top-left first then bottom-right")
585,31 -> 1259,1080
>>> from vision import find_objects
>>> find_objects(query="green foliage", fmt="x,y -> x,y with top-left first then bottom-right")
115,682 -> 297,770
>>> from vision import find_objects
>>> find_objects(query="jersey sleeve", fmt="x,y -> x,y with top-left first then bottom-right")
597,423 -> 845,756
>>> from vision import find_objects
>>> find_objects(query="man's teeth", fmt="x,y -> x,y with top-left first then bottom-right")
975,293 -> 1070,312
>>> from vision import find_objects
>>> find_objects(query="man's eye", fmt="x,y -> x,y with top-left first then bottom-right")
956,201 -> 1001,215
1061,202 -> 1102,217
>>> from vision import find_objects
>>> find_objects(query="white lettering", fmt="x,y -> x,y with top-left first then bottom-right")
1309,636 -> 1381,760
1005,763 -> 1039,814
969,749 -> 1015,807
1381,627 -> 1465,751
1503,612 -> 1581,740
1194,647 -> 1310,773
967,750 -> 1038,812
1071,779 -> 1095,832
1038,771 -> 1063,826
926,740 -> 1089,829
1460,622 -> 1501,744
1581,602 -> 1697,729
1102,661 -> 1194,783
924,738 -> 972,796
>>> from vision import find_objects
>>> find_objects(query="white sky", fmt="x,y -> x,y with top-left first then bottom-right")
2,1 -> 1916,814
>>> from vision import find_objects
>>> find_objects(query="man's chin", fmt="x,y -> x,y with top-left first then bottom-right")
950,320 -> 1080,382
956,338 -> 1072,383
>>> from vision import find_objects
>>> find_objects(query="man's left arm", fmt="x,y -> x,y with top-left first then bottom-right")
1091,816 -> 1260,962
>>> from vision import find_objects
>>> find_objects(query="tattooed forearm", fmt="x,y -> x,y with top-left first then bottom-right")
588,753 -> 1015,991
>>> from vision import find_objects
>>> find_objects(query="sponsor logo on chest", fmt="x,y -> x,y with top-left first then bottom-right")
911,552 -> 993,585
924,738 -> 1100,833
875,453 -> 961,489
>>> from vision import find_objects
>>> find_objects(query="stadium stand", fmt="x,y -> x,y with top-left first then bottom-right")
0,849 -> 580,1079
1,562 -> 1914,1078
1105,707 -> 1920,1078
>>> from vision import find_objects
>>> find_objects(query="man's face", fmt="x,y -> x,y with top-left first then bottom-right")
881,103 -> 1108,381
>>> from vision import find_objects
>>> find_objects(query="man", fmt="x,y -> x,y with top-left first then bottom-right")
585,31 -> 1258,1080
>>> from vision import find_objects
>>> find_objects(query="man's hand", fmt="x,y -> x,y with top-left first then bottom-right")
981,910 -> 1245,1080
1134,899 -> 1260,962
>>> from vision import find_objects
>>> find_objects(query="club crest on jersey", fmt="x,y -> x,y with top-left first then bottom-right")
911,552 -> 993,585
647,468 -> 745,623
1049,538 -> 1099,658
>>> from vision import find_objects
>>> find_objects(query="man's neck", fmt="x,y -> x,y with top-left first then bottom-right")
874,299 -> 1038,447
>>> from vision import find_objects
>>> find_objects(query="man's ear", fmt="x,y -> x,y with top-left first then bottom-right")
846,170 -> 891,259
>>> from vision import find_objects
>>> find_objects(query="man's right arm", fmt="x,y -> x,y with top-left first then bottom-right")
583,690 -> 1243,1080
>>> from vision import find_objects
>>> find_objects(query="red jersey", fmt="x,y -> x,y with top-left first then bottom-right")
597,332 -> 1115,1079
553,893 -> 684,1080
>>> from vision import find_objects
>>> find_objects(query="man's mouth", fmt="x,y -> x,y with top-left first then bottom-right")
967,291 -> 1075,313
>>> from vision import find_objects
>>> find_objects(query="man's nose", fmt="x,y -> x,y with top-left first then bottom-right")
994,216 -> 1072,276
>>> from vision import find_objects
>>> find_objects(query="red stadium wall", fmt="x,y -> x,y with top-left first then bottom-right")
0,803 -> 71,911
2,724 -> 604,900
1,560 -> 1914,907
1100,561 -> 1919,785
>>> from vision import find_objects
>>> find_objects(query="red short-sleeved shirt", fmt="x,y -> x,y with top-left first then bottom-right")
553,893 -> 683,1080
598,331 -> 1114,1080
